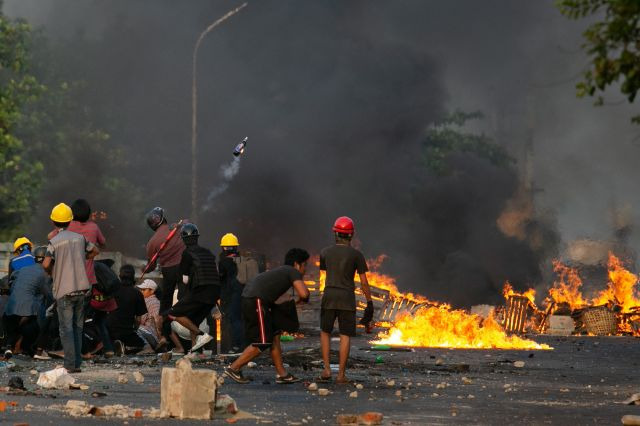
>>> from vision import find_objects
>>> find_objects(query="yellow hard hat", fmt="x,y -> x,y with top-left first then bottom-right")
13,237 -> 32,253
50,203 -> 73,223
220,233 -> 239,247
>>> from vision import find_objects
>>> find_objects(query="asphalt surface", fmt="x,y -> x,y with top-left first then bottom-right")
0,334 -> 639,425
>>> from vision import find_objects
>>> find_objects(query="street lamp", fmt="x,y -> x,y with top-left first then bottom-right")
191,3 -> 248,223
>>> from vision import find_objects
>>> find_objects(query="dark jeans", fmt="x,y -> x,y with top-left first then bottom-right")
220,284 -> 243,352
160,265 -> 184,313
57,294 -> 86,369
92,310 -> 114,353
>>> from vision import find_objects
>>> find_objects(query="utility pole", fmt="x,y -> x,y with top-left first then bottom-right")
191,3 -> 247,223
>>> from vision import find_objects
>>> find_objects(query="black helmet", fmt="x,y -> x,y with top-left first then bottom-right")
146,207 -> 165,231
181,223 -> 199,239
33,246 -> 47,263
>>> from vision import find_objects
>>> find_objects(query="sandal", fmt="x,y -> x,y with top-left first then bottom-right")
335,377 -> 352,385
276,373 -> 301,384
316,375 -> 332,383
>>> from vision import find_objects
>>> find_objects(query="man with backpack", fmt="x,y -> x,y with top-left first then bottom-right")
218,233 -> 259,353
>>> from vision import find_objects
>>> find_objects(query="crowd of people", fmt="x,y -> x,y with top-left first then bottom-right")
0,200 -> 375,383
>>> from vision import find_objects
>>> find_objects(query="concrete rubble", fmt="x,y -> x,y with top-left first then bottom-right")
160,357 -> 217,420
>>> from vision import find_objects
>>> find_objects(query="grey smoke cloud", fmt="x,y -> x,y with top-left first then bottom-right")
5,0 -> 639,306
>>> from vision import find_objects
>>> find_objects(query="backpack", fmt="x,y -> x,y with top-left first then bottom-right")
233,256 -> 259,285
94,262 -> 121,295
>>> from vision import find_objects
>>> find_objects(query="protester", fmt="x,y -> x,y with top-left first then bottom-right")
3,250 -> 52,357
224,248 -> 310,384
42,203 -> 99,373
107,265 -> 147,355
318,216 -> 373,384
218,233 -> 258,353
89,259 -> 119,357
162,223 -> 220,353
9,237 -> 36,276
136,279 -> 162,351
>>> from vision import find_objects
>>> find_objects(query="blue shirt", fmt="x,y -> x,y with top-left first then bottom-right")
9,249 -> 35,275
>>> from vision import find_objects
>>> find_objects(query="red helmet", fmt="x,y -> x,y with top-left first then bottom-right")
333,216 -> 355,234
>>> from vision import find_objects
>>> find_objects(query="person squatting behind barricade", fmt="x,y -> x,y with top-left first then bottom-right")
218,233 -> 259,354
3,243 -> 52,358
161,223 -> 220,353
224,248 -> 310,385
318,216 -> 373,384
106,264 -> 147,355
42,203 -> 99,373
136,279 -> 162,352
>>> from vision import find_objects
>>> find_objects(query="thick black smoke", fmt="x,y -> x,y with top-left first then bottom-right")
9,0 -> 636,307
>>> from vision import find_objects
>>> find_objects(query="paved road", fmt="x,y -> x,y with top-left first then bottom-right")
0,334 -> 639,425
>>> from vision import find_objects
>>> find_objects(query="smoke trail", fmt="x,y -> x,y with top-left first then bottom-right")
202,156 -> 241,211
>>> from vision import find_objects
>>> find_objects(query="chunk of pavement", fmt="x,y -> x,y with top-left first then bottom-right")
462,377 -> 473,385
436,382 -> 446,389
386,380 -> 395,387
513,361 -> 525,368
8,376 -> 24,390
159,352 -> 172,363
336,414 -> 358,425
308,383 -> 318,391
215,394 -> 238,415
66,400 -> 92,417
356,383 -> 364,390
435,358 -> 444,366
160,357 -> 217,419
117,373 -> 128,384
30,370 -> 38,376
622,393 -> 640,405
349,391 -> 358,398
622,415 -> 640,425
247,361 -> 257,368
395,390 -> 402,397
317,388 -> 330,396
133,371 -> 144,384
357,412 -> 383,425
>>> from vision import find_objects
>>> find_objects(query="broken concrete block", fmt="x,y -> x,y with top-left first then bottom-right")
386,380 -> 395,387
160,358 -> 217,419
317,388 -> 330,396
357,412 -> 383,425
355,383 -> 364,390
435,358 -> 444,366
117,373 -> 128,384
622,415 -> 640,425
394,390 -> 402,397
37,367 -> 75,389
215,394 -> 238,415
349,391 -> 358,398
336,414 -> 358,425
307,383 -> 318,391
133,371 -> 144,383
65,400 -> 91,417
547,315 -> 575,336
513,361 -> 525,368
462,377 -> 472,385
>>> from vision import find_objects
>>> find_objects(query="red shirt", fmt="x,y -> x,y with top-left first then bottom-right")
67,220 -> 106,284
146,223 -> 185,269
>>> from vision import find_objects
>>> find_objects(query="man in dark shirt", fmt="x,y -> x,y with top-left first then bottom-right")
319,216 -> 372,384
165,223 -> 220,353
107,264 -> 147,354
224,248 -> 310,385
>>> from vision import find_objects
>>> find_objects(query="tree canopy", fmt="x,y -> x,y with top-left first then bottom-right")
558,0 -> 640,122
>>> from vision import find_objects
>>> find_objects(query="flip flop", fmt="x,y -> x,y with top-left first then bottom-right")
316,375 -> 332,383
335,377 -> 352,385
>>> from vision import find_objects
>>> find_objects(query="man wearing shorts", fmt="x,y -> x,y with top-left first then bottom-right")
165,223 -> 220,352
319,216 -> 373,384
224,248 -> 310,384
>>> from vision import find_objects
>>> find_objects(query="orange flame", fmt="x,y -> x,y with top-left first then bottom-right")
374,305 -> 551,350
592,253 -> 640,312
548,260 -> 587,310
502,281 -> 536,306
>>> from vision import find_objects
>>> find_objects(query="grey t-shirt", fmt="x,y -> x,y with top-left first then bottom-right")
242,265 -> 302,304
320,244 -> 368,311
47,229 -> 95,299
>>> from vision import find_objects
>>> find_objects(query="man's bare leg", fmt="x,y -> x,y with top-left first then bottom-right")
336,334 -> 350,382
230,345 -> 261,371
270,335 -> 287,377
169,331 -> 185,353
320,331 -> 331,379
